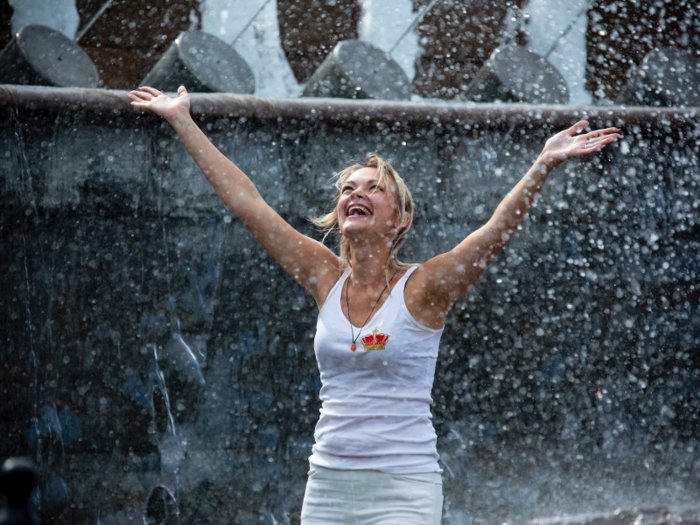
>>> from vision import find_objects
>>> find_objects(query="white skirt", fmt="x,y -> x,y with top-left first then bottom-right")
301,466 -> 443,525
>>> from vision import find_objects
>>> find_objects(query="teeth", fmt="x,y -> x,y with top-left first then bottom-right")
348,205 -> 370,216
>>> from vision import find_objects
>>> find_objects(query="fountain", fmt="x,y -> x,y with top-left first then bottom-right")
301,39 -> 411,100
463,44 -> 569,104
1,1 -> 700,524
0,25 -> 98,88
201,0 -> 301,98
1,84 -> 699,524
617,47 -> 700,107
141,30 -> 255,94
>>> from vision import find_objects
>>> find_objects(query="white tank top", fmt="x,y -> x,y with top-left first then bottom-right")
309,266 -> 444,473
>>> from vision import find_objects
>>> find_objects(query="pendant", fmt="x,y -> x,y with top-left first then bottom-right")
351,343 -> 356,351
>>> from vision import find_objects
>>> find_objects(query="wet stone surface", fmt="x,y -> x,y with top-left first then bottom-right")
1,93 -> 700,524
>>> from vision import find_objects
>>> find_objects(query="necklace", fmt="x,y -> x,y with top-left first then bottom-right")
344,269 -> 397,351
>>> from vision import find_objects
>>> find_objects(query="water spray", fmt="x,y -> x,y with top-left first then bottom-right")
230,0 -> 276,47
543,0 -> 593,59
388,0 -> 442,55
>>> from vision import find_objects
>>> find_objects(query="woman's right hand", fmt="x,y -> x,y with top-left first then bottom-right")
128,86 -> 191,123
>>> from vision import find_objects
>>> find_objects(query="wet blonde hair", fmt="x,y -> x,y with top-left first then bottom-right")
311,153 -> 415,273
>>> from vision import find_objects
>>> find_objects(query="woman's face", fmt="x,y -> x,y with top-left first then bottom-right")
337,167 -> 402,240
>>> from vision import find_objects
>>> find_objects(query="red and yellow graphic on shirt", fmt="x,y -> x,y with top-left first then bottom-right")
361,329 -> 389,351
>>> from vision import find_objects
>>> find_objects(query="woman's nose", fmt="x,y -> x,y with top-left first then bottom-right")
350,187 -> 366,199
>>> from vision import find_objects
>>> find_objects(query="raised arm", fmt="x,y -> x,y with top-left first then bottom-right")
128,86 -> 341,304
408,120 -> 621,328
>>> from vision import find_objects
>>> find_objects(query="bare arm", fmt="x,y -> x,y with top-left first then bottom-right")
408,120 -> 621,327
128,86 -> 341,303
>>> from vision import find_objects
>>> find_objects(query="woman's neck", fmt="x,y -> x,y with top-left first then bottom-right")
348,237 -> 394,286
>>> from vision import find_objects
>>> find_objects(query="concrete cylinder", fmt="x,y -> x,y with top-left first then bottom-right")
617,47 -> 700,107
464,45 -> 569,105
142,30 -> 255,94
0,24 -> 99,88
301,40 -> 411,101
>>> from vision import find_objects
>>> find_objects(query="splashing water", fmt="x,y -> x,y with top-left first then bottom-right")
201,0 -> 300,97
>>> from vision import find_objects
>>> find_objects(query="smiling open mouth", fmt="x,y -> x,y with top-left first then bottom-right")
348,205 -> 371,216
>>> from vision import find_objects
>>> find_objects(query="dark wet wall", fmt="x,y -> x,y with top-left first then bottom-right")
1,89 -> 700,524
0,0 -> 12,49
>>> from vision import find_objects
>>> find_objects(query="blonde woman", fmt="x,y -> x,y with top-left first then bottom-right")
128,85 -> 620,525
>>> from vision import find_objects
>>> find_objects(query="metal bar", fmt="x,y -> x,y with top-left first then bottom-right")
75,0 -> 115,43
0,85 -> 698,128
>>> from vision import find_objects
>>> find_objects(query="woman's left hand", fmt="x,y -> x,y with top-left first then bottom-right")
538,120 -> 621,168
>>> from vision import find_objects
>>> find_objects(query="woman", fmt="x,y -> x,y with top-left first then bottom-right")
128,86 -> 620,524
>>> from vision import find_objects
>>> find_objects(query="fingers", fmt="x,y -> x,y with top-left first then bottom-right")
128,85 -> 188,103
581,134 -> 620,152
127,88 -> 161,110
580,127 -> 621,140
581,131 -> 622,144
139,86 -> 162,97
568,120 -> 622,141
566,120 -> 589,135
595,135 -> 621,147
127,91 -> 148,108
578,125 -> 621,152
128,90 -> 151,101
